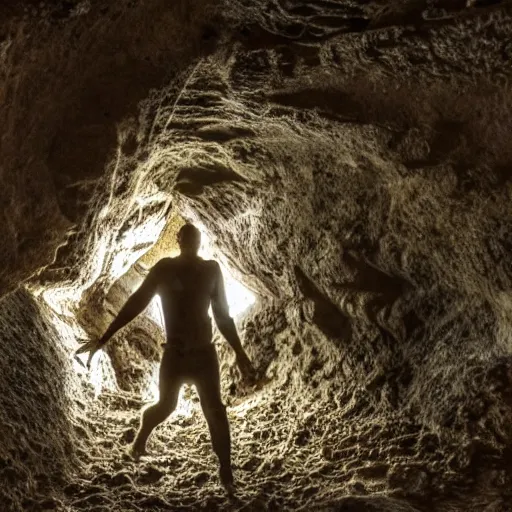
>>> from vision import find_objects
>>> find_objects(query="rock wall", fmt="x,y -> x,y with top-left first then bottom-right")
0,289 -> 82,510
0,0 -> 219,294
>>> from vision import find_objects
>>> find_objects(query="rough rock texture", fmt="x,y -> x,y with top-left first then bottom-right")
0,0 -> 219,293
2,0 -> 512,511
0,289 -> 85,510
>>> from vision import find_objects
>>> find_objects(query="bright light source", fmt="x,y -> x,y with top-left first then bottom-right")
40,219 -> 255,407
198,230 -> 256,318
110,218 -> 166,279
223,273 -> 256,317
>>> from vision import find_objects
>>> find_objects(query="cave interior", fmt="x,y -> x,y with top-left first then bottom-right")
1,1 -> 512,511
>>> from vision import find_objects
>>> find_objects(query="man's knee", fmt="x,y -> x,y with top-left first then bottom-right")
145,396 -> 178,421
201,398 -> 227,418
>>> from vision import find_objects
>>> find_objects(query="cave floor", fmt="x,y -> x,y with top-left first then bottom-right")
40,382 -> 507,512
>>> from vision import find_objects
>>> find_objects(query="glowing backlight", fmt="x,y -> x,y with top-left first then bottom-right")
41,221 -> 255,405
198,230 -> 255,318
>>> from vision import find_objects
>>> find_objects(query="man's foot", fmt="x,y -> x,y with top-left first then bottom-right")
219,465 -> 234,494
128,442 -> 148,461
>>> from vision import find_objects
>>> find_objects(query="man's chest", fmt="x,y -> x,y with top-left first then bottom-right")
159,265 -> 214,296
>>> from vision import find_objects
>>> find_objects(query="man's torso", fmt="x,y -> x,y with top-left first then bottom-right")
155,256 -> 217,350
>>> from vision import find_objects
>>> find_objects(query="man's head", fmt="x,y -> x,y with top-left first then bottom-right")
177,223 -> 201,256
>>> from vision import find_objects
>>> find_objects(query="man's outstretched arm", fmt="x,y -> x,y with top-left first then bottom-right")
77,261 -> 163,366
211,262 -> 255,380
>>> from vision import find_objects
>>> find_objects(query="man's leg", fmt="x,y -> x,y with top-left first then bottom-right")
132,350 -> 181,457
194,347 -> 233,488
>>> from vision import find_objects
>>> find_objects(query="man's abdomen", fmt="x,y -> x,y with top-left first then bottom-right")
164,316 -> 213,349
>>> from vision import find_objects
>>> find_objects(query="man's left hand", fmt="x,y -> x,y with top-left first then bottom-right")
236,352 -> 257,385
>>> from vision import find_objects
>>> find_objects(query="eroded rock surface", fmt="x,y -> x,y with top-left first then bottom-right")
1,1 -> 512,511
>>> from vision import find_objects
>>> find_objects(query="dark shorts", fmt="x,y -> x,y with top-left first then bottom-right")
159,342 -> 223,408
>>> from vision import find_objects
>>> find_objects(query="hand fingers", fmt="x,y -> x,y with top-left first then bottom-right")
73,354 -> 87,369
75,341 -> 96,354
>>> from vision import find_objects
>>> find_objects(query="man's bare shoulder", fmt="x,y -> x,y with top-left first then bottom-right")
152,257 -> 176,273
202,259 -> 221,271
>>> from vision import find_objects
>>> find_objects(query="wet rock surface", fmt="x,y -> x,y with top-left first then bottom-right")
1,0 -> 512,511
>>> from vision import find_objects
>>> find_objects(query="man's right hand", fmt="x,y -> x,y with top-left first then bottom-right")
75,338 -> 105,369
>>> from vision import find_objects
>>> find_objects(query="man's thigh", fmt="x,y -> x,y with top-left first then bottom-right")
158,349 -> 183,402
193,347 -> 224,409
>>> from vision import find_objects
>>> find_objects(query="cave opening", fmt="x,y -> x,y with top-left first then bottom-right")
42,213 -> 258,404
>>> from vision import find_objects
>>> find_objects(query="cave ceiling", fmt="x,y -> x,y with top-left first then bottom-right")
1,0 -> 511,300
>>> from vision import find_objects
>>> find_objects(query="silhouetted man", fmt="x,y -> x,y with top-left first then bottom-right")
77,223 -> 256,490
